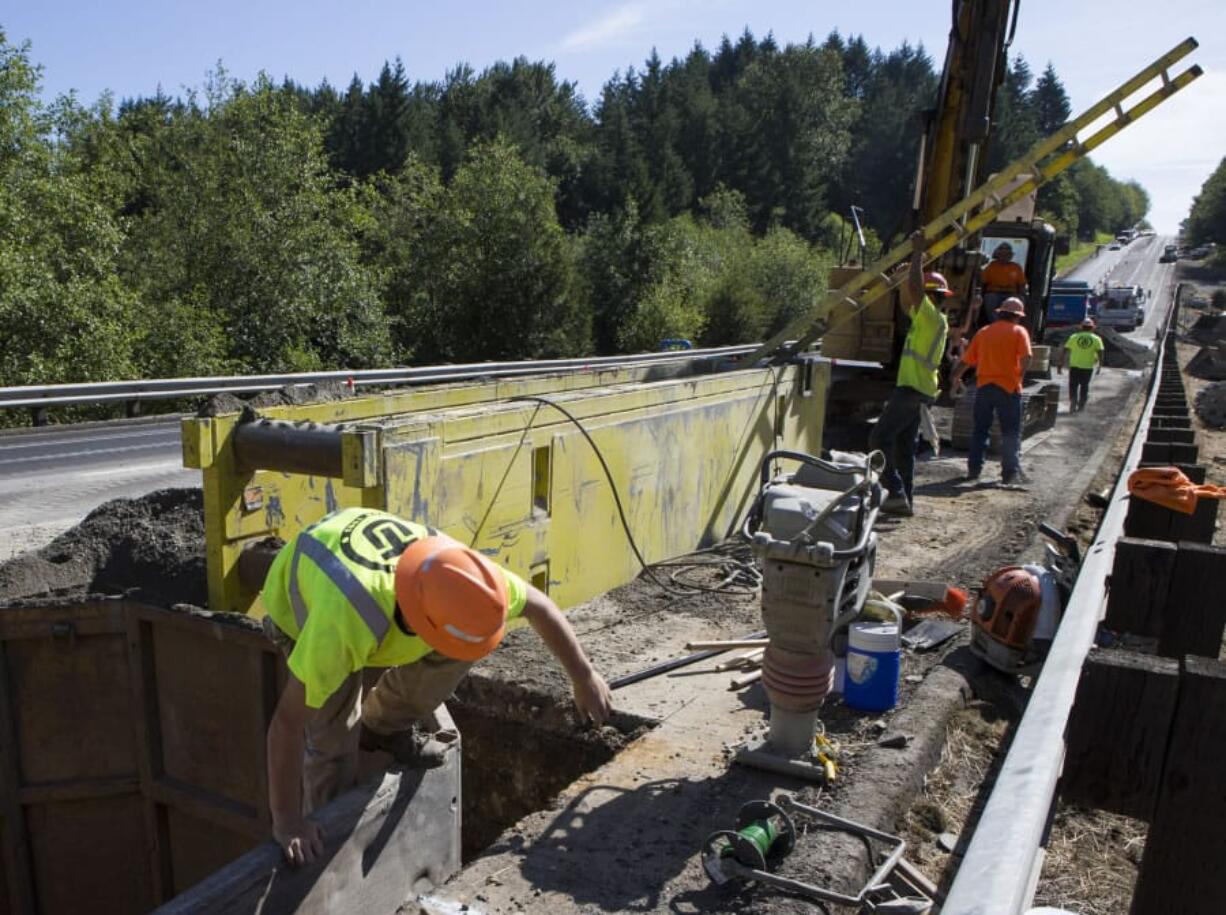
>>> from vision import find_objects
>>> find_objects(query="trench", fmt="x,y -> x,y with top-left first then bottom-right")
450,677 -> 654,861
0,490 -> 656,912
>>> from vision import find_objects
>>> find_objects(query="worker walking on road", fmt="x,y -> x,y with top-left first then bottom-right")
260,507 -> 613,866
951,297 -> 1033,485
979,242 -> 1028,324
1059,318 -> 1105,413
868,230 -> 950,517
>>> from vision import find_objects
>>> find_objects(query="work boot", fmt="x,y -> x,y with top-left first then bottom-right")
1001,468 -> 1029,486
880,493 -> 914,517
359,725 -> 450,769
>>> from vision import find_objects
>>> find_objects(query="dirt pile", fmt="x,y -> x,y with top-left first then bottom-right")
1188,313 -> 1226,346
198,380 -> 359,417
0,489 -> 206,606
1187,345 -> 1226,381
1195,381 -> 1226,429
1045,325 -> 1154,369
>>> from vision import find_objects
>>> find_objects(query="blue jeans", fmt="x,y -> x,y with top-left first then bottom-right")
968,384 -> 1022,479
869,386 -> 931,501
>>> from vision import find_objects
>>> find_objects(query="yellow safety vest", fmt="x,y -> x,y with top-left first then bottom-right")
262,507 -> 526,708
896,295 -> 949,398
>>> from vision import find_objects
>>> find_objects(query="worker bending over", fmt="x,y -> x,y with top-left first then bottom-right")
951,297 -> 1033,485
1059,318 -> 1105,413
261,507 -> 613,865
868,230 -> 950,517
980,242 -> 1028,324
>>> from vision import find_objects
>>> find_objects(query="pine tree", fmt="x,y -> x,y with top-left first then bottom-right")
1031,63 -> 1071,136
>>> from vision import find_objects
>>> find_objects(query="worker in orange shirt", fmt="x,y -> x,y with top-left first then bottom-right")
950,297 -> 1033,485
979,243 -> 1028,324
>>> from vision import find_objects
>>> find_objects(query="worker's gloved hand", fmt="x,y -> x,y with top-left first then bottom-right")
951,379 -> 966,398
572,669 -> 613,726
274,816 -> 324,867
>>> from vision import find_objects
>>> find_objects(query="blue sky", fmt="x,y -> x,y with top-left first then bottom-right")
5,1 -> 1224,232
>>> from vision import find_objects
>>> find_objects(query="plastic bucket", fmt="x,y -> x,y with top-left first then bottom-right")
843,621 -> 901,712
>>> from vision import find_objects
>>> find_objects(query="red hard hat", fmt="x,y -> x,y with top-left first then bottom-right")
395,536 -> 509,661
924,271 -> 954,297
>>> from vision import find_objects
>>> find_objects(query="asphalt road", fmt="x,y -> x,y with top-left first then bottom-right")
0,417 -> 195,560
1063,233 -> 1178,341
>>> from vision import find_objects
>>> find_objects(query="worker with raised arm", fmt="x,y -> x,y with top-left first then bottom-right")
259,507 -> 613,866
979,242 -> 1029,324
1058,317 -> 1105,413
868,230 -> 950,517
951,296 -> 1033,485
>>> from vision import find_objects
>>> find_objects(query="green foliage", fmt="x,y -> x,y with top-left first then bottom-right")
0,25 -> 1157,398
1184,156 -> 1226,246
397,139 -> 586,362
117,70 -> 391,375
0,32 -> 138,387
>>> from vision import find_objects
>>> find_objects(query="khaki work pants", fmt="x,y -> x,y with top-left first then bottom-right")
263,616 -> 471,812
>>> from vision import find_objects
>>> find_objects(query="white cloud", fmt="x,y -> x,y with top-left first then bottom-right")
559,3 -> 647,53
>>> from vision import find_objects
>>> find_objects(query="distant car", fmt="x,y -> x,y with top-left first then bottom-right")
1160,244 -> 1178,263
1109,242 -> 1122,250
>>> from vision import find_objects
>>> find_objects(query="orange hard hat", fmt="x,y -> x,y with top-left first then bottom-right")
924,271 -> 954,297
395,536 -> 509,661
997,297 -> 1026,317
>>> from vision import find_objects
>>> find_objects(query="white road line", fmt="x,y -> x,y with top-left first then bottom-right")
0,442 -> 179,466
0,428 -> 174,453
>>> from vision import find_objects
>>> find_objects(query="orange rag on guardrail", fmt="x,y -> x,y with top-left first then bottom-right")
1127,467 -> 1226,514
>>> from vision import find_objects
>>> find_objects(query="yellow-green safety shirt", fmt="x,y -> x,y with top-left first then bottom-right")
1064,331 -> 1104,370
262,507 -> 528,708
896,294 -> 949,398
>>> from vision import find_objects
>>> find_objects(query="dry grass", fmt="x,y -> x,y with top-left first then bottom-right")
901,702 -> 1009,883
1034,803 -> 1146,915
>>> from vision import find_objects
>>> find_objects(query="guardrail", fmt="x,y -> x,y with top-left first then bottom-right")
941,286 -> 1180,914
0,345 -> 760,416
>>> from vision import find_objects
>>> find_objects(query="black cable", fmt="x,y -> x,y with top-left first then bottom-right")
509,394 -> 760,597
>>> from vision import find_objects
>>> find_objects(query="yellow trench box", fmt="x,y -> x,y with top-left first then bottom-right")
181,359 -> 829,617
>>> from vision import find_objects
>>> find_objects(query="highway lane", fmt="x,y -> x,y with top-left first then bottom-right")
0,417 -> 196,560
1065,234 -> 1177,341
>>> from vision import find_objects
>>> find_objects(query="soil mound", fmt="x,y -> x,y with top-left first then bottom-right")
1187,346 -> 1226,381
0,489 -> 206,606
1195,381 -> 1226,429
198,381 -> 359,417
1188,313 -> 1226,346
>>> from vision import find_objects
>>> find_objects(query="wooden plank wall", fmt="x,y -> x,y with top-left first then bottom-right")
0,600 -> 283,914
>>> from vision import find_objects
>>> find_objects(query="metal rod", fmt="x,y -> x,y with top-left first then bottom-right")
608,630 -> 767,690
941,288 -> 1180,913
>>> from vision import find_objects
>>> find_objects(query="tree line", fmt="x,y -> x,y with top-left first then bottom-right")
1184,156 -> 1226,252
0,27 -> 1151,390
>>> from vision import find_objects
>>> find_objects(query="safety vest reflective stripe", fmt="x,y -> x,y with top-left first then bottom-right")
901,321 -> 946,371
291,532 -> 391,643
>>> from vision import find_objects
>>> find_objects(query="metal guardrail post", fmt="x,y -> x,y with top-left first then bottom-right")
941,286 -> 1181,914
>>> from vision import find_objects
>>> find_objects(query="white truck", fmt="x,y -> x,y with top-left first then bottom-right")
1095,285 -> 1145,331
